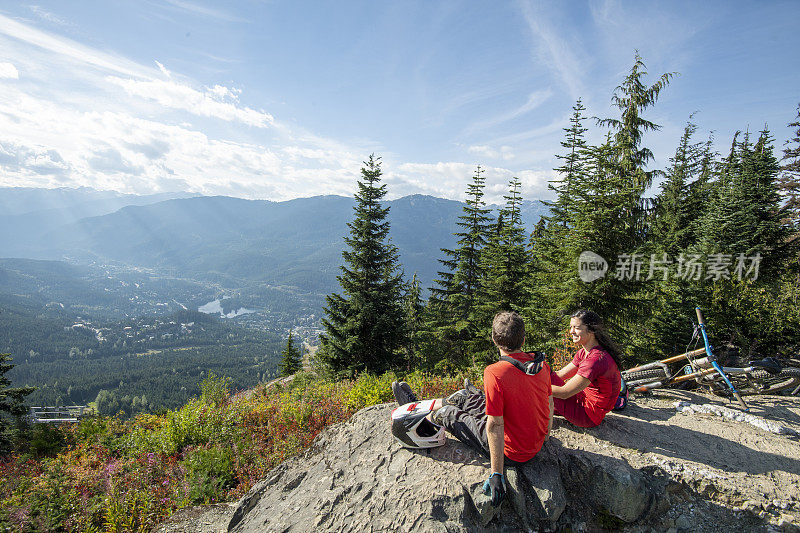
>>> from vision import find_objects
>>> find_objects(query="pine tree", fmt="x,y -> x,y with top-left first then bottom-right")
428,166 -> 493,367
474,178 -> 531,361
703,129 -> 789,269
644,120 -> 710,355
780,103 -> 800,241
318,155 -> 406,376
529,100 -> 592,346
597,53 -> 674,194
279,332 -> 303,377
573,54 -> 673,351
1,353 -> 34,451
780,103 -> 800,302
652,119 -> 702,255
401,273 -> 425,369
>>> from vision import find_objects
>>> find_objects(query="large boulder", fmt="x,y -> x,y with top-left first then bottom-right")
224,390 -> 800,532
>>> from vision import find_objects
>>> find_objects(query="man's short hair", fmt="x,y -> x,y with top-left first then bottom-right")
492,311 -> 525,352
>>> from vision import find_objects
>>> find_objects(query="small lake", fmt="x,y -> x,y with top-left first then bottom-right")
198,299 -> 255,318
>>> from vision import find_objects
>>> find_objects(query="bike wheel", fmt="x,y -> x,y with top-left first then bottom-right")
735,367 -> 800,396
623,368 -> 668,384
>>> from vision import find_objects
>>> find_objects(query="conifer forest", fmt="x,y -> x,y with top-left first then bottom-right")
319,56 -> 800,377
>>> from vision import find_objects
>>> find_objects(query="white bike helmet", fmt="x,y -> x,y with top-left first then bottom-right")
391,399 -> 446,449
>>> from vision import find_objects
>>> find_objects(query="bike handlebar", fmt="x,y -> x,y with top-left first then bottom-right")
695,307 -> 705,326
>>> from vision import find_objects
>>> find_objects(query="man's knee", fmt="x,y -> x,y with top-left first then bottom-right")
434,404 -> 462,428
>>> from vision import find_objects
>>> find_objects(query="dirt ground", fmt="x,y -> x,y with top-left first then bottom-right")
563,388 -> 800,529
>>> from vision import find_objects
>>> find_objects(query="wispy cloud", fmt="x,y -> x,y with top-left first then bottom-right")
154,60 -> 171,77
28,5 -> 71,27
106,76 -> 273,128
161,0 -> 246,23
0,14 -> 151,78
518,1 -> 585,101
462,88 -> 553,137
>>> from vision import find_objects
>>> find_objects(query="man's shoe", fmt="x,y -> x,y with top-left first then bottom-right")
464,378 -> 481,395
391,381 -> 418,405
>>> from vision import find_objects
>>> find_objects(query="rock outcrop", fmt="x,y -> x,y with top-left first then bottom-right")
176,390 -> 800,532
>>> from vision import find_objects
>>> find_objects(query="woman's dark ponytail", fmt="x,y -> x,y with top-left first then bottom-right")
571,309 -> 624,369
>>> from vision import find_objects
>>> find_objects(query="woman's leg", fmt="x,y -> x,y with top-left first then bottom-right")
550,371 -> 599,428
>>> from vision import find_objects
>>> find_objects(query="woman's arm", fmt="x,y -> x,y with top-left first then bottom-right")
551,374 -> 591,399
555,362 -> 578,380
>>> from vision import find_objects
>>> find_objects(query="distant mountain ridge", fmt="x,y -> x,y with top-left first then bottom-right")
0,188 -> 548,294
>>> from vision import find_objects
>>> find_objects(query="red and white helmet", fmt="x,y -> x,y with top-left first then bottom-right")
390,399 -> 446,449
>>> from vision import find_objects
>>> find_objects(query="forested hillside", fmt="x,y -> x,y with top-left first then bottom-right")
0,294 -> 283,411
318,57 -> 800,377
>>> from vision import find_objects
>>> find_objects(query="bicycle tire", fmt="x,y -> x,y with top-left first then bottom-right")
623,368 -> 668,384
734,367 -> 800,396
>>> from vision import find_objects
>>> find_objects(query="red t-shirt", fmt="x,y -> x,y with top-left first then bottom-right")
484,352 -> 552,462
571,346 -> 621,425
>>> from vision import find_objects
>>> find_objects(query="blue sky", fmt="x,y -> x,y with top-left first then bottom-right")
0,1 -> 797,204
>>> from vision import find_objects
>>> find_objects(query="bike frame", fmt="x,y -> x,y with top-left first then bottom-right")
624,307 -> 749,410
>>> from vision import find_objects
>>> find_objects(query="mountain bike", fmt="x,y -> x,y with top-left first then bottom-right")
622,308 -> 800,411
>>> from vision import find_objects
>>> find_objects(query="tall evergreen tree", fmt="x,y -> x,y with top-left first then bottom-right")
529,99 -> 593,347
318,155 -> 405,376
279,332 -> 303,377
474,178 -> 531,361
547,99 -> 589,230
427,166 -> 493,367
780,103 -> 800,302
644,120 -> 710,355
780,103 -> 800,239
652,119 -> 702,255
1,353 -> 34,451
703,129 -> 789,269
581,54 -> 673,350
401,273 -> 425,370
696,129 -> 796,354
597,53 -> 674,194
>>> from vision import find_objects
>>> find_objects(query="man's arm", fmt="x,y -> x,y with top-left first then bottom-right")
486,414 -> 505,474
551,374 -> 591,399
545,395 -> 554,439
555,362 -> 578,380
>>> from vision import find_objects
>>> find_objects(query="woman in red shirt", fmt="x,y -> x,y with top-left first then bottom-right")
550,310 -> 623,427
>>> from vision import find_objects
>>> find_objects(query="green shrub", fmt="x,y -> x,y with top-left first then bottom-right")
183,446 -> 236,504
28,423 -> 67,458
125,398 -> 241,456
200,372 -> 231,406
346,372 -> 396,410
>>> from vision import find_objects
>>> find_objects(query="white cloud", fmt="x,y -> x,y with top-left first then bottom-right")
0,82 -> 362,199
155,60 -> 171,78
391,161 -> 553,204
106,77 -> 274,128
467,145 -> 515,161
0,62 -> 18,79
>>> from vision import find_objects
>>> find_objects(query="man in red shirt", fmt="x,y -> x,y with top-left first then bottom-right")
392,311 -> 553,507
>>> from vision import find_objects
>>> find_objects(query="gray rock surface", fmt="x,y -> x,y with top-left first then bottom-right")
162,390 -> 800,532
